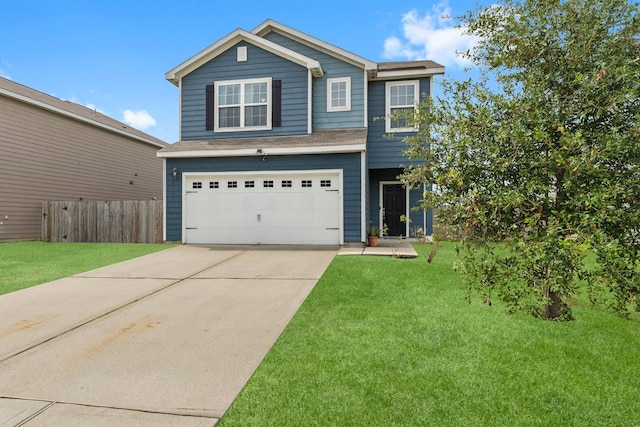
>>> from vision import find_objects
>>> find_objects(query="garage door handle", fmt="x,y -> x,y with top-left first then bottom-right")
326,189 -> 339,192
326,227 -> 339,230
186,227 -> 198,230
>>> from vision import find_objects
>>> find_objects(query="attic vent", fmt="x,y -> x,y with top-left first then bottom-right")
237,46 -> 247,62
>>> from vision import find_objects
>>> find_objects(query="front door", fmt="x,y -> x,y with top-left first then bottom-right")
382,183 -> 406,236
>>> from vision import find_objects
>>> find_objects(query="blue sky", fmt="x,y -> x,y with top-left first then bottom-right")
0,0 -> 482,143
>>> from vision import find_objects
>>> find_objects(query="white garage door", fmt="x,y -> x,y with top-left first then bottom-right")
183,170 -> 342,245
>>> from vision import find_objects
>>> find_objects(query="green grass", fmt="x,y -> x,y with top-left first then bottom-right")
0,241 -> 174,295
221,243 -> 640,426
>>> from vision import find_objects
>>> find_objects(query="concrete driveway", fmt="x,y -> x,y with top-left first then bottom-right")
0,245 -> 336,426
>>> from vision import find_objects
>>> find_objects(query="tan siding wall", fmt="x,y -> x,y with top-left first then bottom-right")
0,95 -> 164,240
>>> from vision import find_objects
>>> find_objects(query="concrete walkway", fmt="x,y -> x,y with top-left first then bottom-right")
337,238 -> 419,258
0,245 -> 336,426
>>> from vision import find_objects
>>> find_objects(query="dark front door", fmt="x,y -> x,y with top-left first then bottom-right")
383,184 -> 406,236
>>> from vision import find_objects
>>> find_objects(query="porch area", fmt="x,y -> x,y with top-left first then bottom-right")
337,238 -> 419,258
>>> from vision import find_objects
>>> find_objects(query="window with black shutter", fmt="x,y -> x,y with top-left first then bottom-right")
272,79 -> 281,127
205,84 -> 215,131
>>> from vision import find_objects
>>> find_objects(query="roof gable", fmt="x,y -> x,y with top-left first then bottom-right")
165,28 -> 323,85
251,20 -> 445,80
252,19 -> 378,74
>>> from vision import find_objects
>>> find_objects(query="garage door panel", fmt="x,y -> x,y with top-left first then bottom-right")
184,172 -> 341,245
260,209 -> 337,228
260,226 -> 339,245
187,225 -> 262,245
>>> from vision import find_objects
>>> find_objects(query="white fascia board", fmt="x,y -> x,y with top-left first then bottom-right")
166,29 -> 323,85
0,88 -> 166,148
372,67 -> 446,80
252,19 -> 377,72
157,144 -> 366,158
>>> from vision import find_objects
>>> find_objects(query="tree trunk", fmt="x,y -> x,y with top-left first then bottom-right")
542,288 -> 562,320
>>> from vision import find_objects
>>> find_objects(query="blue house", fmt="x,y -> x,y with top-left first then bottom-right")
158,19 -> 444,245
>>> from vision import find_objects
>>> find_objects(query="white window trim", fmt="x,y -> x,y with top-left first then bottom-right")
327,77 -> 351,112
385,80 -> 419,133
214,77 -> 272,132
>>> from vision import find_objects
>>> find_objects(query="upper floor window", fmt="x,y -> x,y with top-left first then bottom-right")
327,77 -> 351,112
215,77 -> 272,132
385,80 -> 419,133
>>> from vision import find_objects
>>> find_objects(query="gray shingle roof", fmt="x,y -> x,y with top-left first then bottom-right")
378,60 -> 445,72
159,128 -> 367,154
0,77 -> 167,148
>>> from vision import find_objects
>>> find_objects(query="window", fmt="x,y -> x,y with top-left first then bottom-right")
192,182 -> 202,189
327,77 -> 351,112
321,180 -> 332,188
385,80 -> 419,132
263,180 -> 274,188
302,180 -> 312,188
209,181 -> 219,189
228,181 -> 238,188
215,77 -> 271,132
245,180 -> 255,188
282,180 -> 292,188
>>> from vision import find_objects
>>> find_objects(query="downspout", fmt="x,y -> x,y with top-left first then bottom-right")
423,183 -> 427,237
361,151 -> 367,243
363,69 -> 368,128
308,69 -> 313,134
178,79 -> 183,141
162,158 -> 167,242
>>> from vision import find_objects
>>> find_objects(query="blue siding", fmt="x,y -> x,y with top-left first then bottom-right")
408,183 -> 433,236
165,153 -> 362,242
181,42 -> 309,140
367,78 -> 431,169
263,33 -> 366,130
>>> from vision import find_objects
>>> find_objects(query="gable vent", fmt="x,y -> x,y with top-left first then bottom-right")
237,46 -> 247,62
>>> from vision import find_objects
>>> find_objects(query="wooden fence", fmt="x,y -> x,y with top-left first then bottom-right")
42,200 -> 163,243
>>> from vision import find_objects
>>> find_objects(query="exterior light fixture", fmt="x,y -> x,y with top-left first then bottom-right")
256,149 -> 267,161
172,167 -> 178,180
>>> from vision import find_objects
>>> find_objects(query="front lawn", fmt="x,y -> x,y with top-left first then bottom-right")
221,242 -> 640,426
0,241 -> 173,295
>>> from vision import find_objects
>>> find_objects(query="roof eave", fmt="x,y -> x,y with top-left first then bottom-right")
370,66 -> 446,81
157,144 -> 366,158
165,28 -> 323,86
252,19 -> 377,72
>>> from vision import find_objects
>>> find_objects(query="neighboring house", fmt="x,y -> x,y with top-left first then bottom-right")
158,19 -> 444,245
0,77 -> 168,241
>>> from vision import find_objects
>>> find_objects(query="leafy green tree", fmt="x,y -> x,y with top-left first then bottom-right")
402,0 -> 640,319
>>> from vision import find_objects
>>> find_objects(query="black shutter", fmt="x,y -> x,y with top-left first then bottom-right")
272,79 -> 282,127
205,84 -> 215,131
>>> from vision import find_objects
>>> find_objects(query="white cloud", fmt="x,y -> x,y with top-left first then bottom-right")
122,109 -> 156,130
383,2 -> 479,68
0,68 -> 10,79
